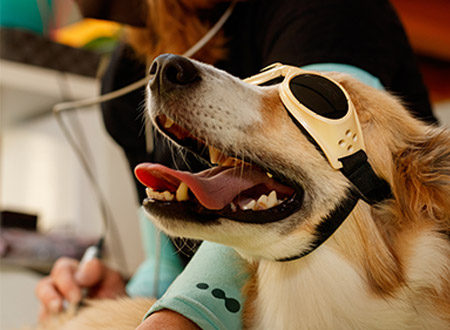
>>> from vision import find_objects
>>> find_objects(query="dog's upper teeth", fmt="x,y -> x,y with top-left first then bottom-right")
266,172 -> 273,178
164,116 -> 175,129
176,182 -> 189,201
221,157 -> 244,167
209,146 -> 245,166
209,146 -> 227,164
146,188 -> 174,201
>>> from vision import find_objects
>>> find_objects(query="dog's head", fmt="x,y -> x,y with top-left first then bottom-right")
135,54 -> 449,261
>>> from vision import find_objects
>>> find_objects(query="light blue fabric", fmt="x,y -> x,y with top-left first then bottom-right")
301,63 -> 384,90
145,241 -> 247,330
126,208 -> 184,299
137,64 -> 385,329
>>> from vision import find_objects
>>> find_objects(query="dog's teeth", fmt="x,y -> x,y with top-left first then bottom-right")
230,202 -> 237,212
256,194 -> 269,210
266,172 -> 273,178
267,190 -> 278,208
146,188 -> 174,201
163,191 -> 174,201
176,182 -> 189,201
164,116 -> 175,129
222,157 -> 243,167
209,146 -> 221,164
242,199 -> 256,210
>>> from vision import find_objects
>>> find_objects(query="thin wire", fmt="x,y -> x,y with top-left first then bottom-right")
53,109 -> 128,270
51,1 -> 237,271
52,0 -> 237,114
54,71 -> 128,270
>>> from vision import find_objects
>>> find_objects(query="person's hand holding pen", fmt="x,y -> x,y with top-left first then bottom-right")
35,252 -> 126,320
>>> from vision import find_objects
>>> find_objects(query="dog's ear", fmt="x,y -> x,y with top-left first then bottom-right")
392,128 -> 450,231
333,73 -> 450,232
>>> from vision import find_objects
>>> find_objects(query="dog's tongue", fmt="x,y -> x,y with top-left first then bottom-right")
135,163 -> 292,210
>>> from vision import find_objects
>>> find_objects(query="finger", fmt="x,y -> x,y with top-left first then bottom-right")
35,277 -> 63,314
38,304 -> 48,322
92,267 -> 126,299
75,258 -> 104,287
51,258 -> 82,303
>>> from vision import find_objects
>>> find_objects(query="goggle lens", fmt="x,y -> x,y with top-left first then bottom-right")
289,74 -> 348,119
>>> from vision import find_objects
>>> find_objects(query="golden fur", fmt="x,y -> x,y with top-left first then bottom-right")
240,73 -> 450,328
37,298 -> 154,330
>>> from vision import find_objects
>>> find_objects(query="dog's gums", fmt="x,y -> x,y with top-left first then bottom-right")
134,114 -> 305,224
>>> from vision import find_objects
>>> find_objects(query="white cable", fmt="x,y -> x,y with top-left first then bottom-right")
52,0 -> 237,114
51,1 -> 236,271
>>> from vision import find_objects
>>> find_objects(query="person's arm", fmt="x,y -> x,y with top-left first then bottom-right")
144,241 -> 248,330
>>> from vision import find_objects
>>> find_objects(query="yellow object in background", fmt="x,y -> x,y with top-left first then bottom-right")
53,18 -> 122,48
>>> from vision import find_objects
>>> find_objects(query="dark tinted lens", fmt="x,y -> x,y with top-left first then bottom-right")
289,74 -> 348,119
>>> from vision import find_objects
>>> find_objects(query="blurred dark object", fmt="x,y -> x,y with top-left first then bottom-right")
0,228 -> 97,274
391,0 -> 450,62
0,28 -> 101,77
418,56 -> 450,103
75,0 -> 147,27
1,210 -> 38,231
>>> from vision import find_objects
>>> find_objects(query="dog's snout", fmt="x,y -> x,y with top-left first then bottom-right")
149,54 -> 200,92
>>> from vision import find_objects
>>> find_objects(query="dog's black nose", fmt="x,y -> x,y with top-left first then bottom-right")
149,54 -> 200,92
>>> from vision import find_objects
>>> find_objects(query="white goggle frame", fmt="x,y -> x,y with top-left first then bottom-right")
244,63 -> 365,170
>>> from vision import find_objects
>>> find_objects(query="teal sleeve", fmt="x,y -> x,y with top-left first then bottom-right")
126,208 -> 184,298
301,63 -> 385,90
145,241 -> 248,330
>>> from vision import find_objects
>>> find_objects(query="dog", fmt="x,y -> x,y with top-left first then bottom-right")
134,54 -> 450,329
40,55 -> 449,329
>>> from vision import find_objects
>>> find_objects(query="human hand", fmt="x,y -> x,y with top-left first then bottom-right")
135,309 -> 200,330
35,257 -> 126,320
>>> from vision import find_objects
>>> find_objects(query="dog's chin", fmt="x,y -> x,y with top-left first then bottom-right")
144,206 -> 316,262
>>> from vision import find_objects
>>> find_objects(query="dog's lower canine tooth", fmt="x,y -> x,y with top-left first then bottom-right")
176,182 -> 189,201
164,116 -> 175,129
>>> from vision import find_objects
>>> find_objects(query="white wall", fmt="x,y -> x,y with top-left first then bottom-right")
1,61 -> 144,275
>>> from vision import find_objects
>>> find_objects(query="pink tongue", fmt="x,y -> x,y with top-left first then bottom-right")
135,163 -> 293,210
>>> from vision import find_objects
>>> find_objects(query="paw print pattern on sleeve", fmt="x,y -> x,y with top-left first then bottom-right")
196,283 -> 241,313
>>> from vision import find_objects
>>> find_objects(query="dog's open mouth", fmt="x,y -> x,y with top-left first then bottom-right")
135,115 -> 304,223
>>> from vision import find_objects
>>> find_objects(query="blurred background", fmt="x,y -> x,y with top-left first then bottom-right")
0,0 -> 449,328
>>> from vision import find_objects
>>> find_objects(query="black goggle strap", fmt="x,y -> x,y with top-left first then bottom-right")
277,188 -> 360,262
286,108 -> 392,205
338,150 -> 392,205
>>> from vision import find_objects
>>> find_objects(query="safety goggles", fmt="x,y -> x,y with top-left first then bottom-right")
244,63 -> 365,170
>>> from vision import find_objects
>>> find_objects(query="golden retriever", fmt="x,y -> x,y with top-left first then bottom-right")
41,55 -> 450,329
